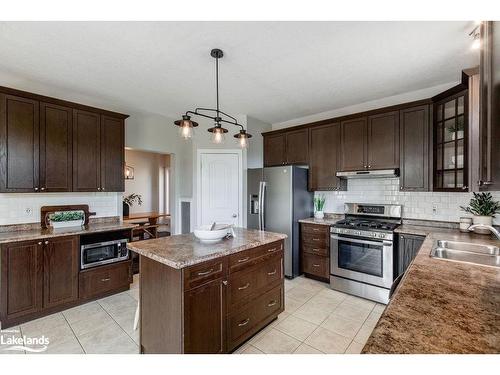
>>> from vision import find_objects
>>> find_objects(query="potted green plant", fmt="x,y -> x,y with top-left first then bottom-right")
460,192 -> 500,234
50,211 -> 84,229
446,119 -> 464,140
314,195 -> 326,219
123,193 -> 143,216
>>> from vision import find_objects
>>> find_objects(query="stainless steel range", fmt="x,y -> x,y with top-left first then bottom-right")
330,203 -> 402,304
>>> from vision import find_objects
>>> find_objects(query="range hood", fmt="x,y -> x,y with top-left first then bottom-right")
336,168 -> 399,179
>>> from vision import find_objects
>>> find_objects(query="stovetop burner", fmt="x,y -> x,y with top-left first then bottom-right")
334,219 -> 399,232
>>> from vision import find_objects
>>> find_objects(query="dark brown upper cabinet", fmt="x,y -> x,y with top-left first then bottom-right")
101,115 -> 125,192
263,129 -> 309,167
399,105 -> 430,192
73,110 -> 101,192
263,133 -> 286,166
40,102 -> 73,192
0,94 -> 40,192
340,117 -> 367,171
367,111 -> 400,169
433,90 -> 469,192
0,86 -> 127,193
309,123 -> 346,191
285,128 -> 309,164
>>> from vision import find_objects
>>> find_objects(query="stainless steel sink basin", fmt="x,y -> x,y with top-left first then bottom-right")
430,240 -> 500,268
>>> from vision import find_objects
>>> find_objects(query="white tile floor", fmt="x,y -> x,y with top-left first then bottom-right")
0,274 -> 384,354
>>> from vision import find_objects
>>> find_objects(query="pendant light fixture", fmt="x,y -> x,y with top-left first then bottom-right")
174,48 -> 252,147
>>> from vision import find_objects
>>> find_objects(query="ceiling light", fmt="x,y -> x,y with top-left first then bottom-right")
234,129 -> 252,148
174,48 -> 252,146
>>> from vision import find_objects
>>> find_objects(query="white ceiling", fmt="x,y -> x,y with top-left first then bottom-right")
0,21 -> 478,124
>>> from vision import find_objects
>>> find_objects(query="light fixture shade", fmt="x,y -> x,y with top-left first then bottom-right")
208,124 -> 228,144
125,165 -> 134,180
234,129 -> 252,148
174,115 -> 198,139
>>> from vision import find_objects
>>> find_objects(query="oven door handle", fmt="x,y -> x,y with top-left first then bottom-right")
330,235 -> 391,247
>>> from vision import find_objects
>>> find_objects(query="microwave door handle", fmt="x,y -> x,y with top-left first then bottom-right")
330,235 -> 389,247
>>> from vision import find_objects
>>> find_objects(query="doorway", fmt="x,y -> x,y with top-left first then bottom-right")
197,150 -> 243,227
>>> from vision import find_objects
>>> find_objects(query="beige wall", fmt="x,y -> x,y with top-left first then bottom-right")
124,149 -> 170,214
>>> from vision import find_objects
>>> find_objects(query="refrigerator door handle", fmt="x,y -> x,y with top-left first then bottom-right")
259,181 -> 266,230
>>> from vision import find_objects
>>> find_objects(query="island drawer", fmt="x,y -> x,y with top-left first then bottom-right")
228,253 -> 282,306
228,240 -> 283,273
79,261 -> 132,300
227,285 -> 283,348
301,253 -> 329,280
301,223 -> 330,235
184,258 -> 227,291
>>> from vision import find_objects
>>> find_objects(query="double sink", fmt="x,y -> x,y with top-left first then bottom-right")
431,240 -> 500,268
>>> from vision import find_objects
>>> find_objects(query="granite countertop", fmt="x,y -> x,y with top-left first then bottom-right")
363,228 -> 500,353
127,227 -> 287,269
0,221 -> 138,244
298,215 -> 342,226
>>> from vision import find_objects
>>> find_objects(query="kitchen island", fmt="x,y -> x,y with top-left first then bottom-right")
127,228 -> 287,354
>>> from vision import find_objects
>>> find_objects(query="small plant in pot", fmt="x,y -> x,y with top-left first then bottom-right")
123,193 -> 143,216
314,195 -> 326,219
460,192 -> 500,234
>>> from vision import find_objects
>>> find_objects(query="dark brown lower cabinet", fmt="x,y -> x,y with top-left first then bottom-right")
43,236 -> 79,309
184,278 -> 226,354
0,240 -> 43,322
0,235 -> 132,328
300,223 -> 330,282
396,234 -> 425,278
139,240 -> 285,354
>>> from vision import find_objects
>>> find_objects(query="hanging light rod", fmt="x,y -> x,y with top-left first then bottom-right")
174,48 -> 252,147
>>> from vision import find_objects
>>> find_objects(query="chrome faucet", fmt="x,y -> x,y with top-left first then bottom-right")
468,224 -> 500,240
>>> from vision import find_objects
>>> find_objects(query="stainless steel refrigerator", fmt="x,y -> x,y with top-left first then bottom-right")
247,166 -> 313,278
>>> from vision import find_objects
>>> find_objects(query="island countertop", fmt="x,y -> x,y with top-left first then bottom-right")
127,227 -> 287,269
362,227 -> 500,354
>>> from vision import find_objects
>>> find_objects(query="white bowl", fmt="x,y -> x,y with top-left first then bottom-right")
193,225 -> 232,243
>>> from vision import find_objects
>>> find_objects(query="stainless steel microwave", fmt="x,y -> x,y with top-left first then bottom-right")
80,238 -> 129,270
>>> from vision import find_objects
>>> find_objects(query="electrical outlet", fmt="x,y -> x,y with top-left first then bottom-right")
432,205 -> 438,215
24,207 -> 33,216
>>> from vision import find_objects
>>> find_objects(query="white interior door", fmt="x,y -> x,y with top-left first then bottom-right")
200,152 -> 241,227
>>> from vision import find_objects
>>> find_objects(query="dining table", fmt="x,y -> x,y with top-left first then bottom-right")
123,212 -> 170,239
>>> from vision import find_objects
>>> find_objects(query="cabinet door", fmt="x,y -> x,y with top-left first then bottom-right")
184,278 -> 225,354
101,115 -> 125,192
73,109 -> 101,191
0,94 -> 39,192
40,102 -> 73,192
367,111 -> 399,169
340,117 -> 367,171
285,128 -> 309,164
263,134 -> 285,166
309,123 -> 345,191
0,240 -> 43,321
397,234 -> 425,277
399,105 -> 430,191
43,236 -> 79,309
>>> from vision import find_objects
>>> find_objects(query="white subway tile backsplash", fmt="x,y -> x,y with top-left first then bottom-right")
315,178 -> 500,225
0,192 -> 121,225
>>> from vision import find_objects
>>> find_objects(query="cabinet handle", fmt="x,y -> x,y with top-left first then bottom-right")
222,280 -> 228,286
34,187 -> 39,191
267,300 -> 278,307
462,186 -> 468,190
97,187 -> 101,191
312,248 -> 321,252
400,186 -> 404,190
44,240 -> 49,245
267,269 -> 277,276
237,257 -> 250,263
312,228 -> 320,232
102,187 -> 105,191
41,187 -> 45,191
267,247 -> 277,252
312,264 -> 321,267
238,283 -> 250,290
38,241 -> 42,246
238,318 -> 250,327
197,268 -> 213,276
368,165 -> 372,169
312,238 -> 320,241
101,278 -> 111,282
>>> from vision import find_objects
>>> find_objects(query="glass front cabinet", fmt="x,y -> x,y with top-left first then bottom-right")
433,90 -> 468,191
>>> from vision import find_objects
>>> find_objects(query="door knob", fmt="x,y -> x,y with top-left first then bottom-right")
232,214 -> 237,218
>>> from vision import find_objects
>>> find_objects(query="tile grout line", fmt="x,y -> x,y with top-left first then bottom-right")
96,298 -> 140,352
61,312 -> 86,354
